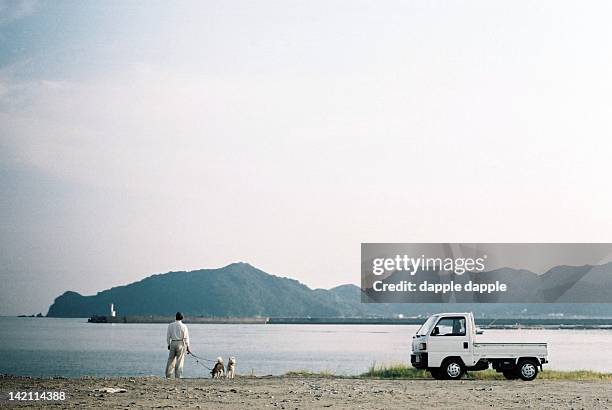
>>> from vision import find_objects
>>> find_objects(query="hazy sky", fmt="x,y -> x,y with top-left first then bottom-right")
1,0 -> 612,315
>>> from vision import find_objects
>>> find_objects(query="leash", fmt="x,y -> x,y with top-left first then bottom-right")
188,352 -> 224,371
188,353 -> 213,371
188,352 -> 217,362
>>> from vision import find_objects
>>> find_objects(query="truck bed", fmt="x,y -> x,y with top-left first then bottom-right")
473,342 -> 548,359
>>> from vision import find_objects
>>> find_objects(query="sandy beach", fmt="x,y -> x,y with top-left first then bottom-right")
2,375 -> 611,409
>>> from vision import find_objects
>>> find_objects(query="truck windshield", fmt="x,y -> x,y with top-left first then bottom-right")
416,316 -> 437,336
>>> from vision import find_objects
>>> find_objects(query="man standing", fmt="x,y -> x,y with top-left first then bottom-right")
166,312 -> 191,378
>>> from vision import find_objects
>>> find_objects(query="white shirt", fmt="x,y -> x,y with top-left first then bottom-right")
166,320 -> 190,348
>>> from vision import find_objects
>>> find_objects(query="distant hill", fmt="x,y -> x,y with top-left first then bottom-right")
47,262 -> 612,318
47,263 -> 374,318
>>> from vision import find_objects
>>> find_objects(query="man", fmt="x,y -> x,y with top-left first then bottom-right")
165,312 -> 192,378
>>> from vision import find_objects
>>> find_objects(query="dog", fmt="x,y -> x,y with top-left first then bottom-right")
211,357 -> 225,379
226,357 -> 236,379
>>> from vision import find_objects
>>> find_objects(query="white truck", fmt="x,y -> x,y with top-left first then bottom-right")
410,312 -> 548,381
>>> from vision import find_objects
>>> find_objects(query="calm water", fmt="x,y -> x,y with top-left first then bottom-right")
1,317 -> 611,378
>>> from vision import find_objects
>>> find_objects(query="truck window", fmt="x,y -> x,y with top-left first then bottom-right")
432,317 -> 466,336
416,316 -> 437,336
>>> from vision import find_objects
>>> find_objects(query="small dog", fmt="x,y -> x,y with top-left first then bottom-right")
226,357 -> 236,379
211,357 -> 225,379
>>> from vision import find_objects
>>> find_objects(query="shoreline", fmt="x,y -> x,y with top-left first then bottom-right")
79,315 -> 612,329
3,366 -> 612,381
12,316 -> 612,329
2,375 -> 612,409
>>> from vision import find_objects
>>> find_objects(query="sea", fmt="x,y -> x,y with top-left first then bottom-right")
1,317 -> 611,378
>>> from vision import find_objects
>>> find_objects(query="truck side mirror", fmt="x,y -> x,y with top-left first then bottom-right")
476,328 -> 484,335
432,326 -> 439,336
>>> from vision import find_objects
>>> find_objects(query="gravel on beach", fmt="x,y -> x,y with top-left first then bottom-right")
1,375 -> 611,409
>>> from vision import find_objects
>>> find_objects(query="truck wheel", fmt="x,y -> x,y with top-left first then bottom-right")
502,371 -> 519,380
430,369 -> 446,380
442,358 -> 464,380
517,360 -> 539,381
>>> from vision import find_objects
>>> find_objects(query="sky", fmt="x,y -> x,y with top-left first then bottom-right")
1,0 -> 612,315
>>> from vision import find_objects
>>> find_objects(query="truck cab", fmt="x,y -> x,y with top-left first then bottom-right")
411,312 -> 548,381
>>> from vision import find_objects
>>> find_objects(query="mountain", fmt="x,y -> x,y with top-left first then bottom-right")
47,262 -> 612,318
48,263 -> 375,318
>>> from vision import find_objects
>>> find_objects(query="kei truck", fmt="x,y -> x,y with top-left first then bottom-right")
411,312 -> 548,380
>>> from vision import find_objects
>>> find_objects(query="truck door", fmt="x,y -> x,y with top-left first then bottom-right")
427,316 -> 472,367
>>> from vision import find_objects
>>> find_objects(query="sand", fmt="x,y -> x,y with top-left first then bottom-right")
1,375 -> 611,409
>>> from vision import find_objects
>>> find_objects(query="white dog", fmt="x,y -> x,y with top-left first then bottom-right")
211,357 -> 225,379
226,357 -> 236,379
